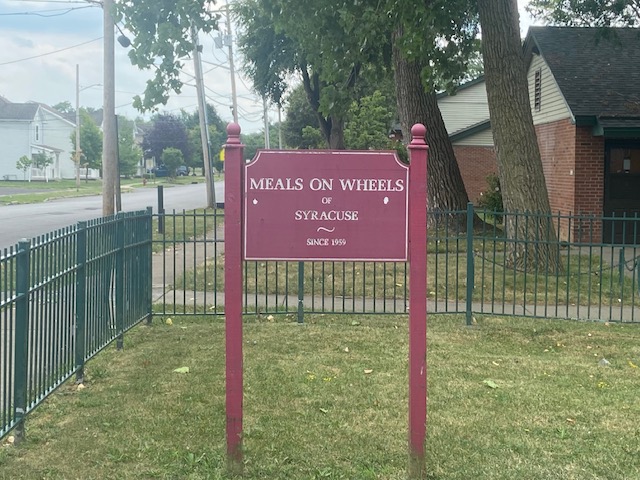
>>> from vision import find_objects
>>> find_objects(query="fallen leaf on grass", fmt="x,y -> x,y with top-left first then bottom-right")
628,360 -> 638,369
173,367 -> 190,374
165,318 -> 173,326
364,369 -> 373,374
319,408 -> 328,414
483,379 -> 499,389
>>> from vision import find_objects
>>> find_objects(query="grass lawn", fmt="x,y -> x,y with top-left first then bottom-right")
0,177 -> 206,205
1,314 -> 640,479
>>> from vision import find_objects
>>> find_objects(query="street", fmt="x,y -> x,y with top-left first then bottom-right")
0,182 -> 224,249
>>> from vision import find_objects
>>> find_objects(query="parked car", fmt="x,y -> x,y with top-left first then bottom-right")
151,165 -> 169,177
150,165 -> 189,177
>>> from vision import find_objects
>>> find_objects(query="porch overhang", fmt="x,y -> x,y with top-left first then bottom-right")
587,116 -> 640,139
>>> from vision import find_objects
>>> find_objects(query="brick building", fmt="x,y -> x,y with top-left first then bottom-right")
438,27 -> 640,242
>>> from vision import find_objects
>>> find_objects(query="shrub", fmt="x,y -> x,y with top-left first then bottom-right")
478,173 -> 503,214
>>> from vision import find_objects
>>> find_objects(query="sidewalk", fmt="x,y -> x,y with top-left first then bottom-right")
151,236 -> 640,323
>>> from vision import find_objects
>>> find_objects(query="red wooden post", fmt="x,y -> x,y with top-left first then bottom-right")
407,123 -> 428,478
224,123 -> 244,473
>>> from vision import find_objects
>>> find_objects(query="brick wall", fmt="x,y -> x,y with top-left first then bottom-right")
535,119 -> 604,242
453,146 -> 497,203
535,119 -> 576,240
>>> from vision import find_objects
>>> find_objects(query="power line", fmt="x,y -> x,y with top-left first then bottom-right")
0,5 -> 94,16
0,37 -> 102,66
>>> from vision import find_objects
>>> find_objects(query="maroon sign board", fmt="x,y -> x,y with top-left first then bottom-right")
244,150 -> 409,261
224,123 -> 428,477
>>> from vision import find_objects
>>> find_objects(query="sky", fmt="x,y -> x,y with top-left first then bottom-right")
0,1 -> 541,134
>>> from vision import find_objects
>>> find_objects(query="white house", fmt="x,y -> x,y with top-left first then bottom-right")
0,96 -> 78,181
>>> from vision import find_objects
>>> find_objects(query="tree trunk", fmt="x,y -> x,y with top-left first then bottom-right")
392,30 -> 471,229
301,67 -> 346,149
478,0 -> 561,272
328,117 -> 345,149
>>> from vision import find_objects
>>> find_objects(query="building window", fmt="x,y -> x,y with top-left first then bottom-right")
534,69 -> 542,111
35,125 -> 39,141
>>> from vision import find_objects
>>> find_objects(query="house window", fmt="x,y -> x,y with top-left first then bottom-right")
534,69 -> 542,112
35,125 -> 39,141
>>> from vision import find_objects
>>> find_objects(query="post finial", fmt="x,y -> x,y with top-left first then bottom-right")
226,122 -> 241,144
410,123 -> 427,145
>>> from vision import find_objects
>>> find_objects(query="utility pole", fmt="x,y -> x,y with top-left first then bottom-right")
225,4 -> 239,124
192,26 -> 215,208
75,64 -> 81,191
102,0 -> 117,216
277,104 -> 283,149
263,96 -> 270,148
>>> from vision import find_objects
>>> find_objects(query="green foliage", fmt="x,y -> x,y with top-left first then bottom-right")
117,116 -> 142,177
15,155 -> 31,179
241,131 -> 267,162
182,104 -> 227,171
300,126 -> 325,149
70,109 -> 103,169
344,91 -> 395,150
478,174 -> 504,214
528,0 -> 640,26
282,85 -> 321,149
142,113 -> 190,164
52,100 -> 74,114
160,147 -> 184,177
116,0 -> 218,111
31,152 -> 53,169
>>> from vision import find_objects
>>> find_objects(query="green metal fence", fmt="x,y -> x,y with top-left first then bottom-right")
0,209 -> 152,442
154,204 -> 640,323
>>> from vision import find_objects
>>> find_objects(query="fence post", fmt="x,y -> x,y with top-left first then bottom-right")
13,239 -> 30,444
466,203 -> 475,326
115,212 -> 125,350
146,206 -> 154,325
407,124 -> 428,478
75,222 -> 87,383
157,185 -> 165,234
297,262 -> 304,323
224,122 -> 245,474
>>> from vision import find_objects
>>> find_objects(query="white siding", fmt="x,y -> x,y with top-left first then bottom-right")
0,120 -> 31,179
438,82 -> 491,135
39,109 -> 75,178
528,54 -> 572,125
453,128 -> 494,146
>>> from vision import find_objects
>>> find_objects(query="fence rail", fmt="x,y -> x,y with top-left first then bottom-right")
153,204 -> 640,323
1,209 -> 152,442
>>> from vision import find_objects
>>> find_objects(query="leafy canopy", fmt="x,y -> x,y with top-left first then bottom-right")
116,0 -> 218,111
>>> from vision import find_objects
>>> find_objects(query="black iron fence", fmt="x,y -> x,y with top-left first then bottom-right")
153,204 -> 640,323
1,209 -> 152,442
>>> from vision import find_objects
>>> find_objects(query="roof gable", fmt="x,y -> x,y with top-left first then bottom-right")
525,26 -> 640,119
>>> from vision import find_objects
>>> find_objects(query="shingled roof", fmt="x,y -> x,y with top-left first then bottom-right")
526,27 -> 640,120
0,101 -> 39,121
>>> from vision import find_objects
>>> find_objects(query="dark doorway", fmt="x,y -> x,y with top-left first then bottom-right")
603,141 -> 640,243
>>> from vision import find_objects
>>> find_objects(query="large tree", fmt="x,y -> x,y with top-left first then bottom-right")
236,0 -> 479,215
117,116 -> 142,177
235,0 -> 380,149
477,0 -> 560,270
71,109 -> 103,170
142,113 -> 191,165
384,0 -> 480,216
